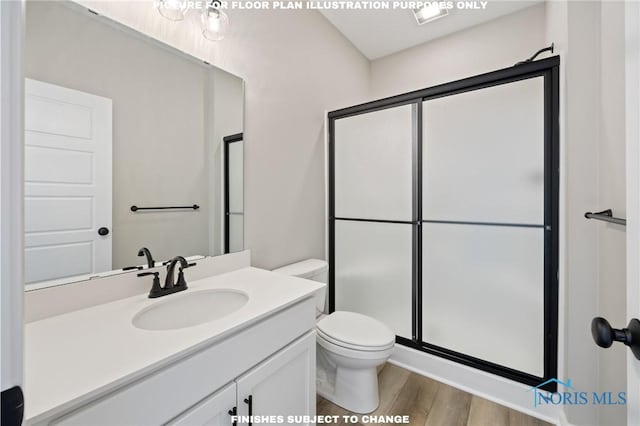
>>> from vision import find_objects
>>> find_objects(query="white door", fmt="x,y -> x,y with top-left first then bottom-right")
1,0 -> 25,422
24,79 -> 112,286
627,2 -> 640,425
236,332 -> 315,426
168,382 -> 237,426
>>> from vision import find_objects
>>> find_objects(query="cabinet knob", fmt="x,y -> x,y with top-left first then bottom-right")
228,406 -> 237,426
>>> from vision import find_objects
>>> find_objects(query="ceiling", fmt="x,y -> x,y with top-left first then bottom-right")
320,1 -> 543,60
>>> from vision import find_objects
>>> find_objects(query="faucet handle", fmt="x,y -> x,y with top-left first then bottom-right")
173,262 -> 195,289
161,259 -> 193,267
175,270 -> 188,288
123,265 -> 143,271
138,272 -> 163,298
174,262 -> 195,288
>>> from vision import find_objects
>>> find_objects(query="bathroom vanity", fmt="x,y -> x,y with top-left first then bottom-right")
24,268 -> 324,425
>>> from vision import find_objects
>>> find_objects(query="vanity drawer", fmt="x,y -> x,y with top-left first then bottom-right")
47,298 -> 315,426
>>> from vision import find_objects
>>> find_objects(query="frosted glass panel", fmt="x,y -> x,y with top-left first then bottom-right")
334,105 -> 414,221
422,77 -> 544,224
228,141 -> 243,213
422,223 -> 544,376
335,220 -> 412,338
229,213 -> 243,253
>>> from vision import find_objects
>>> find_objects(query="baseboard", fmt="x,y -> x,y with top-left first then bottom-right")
557,409 -> 574,426
388,344 -> 562,425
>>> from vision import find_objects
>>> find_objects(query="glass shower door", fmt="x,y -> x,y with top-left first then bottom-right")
421,77 -> 546,377
332,104 -> 416,339
329,57 -> 559,389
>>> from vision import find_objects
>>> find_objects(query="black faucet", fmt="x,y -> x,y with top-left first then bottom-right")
138,256 -> 196,298
137,247 -> 155,268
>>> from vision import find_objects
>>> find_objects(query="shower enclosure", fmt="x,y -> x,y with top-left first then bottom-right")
328,57 -> 559,390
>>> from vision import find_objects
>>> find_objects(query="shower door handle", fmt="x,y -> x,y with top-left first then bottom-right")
591,317 -> 640,360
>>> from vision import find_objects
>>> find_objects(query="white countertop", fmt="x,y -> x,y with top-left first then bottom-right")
24,267 -> 324,423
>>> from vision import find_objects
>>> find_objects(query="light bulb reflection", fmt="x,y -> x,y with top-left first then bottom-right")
157,0 -> 187,21
201,6 -> 229,41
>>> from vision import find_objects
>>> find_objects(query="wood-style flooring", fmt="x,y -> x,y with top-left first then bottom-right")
316,364 -> 552,426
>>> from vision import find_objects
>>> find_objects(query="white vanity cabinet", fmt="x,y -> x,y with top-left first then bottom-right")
32,295 -> 319,426
169,383 -> 237,426
170,332 -> 315,426
235,331 -> 315,426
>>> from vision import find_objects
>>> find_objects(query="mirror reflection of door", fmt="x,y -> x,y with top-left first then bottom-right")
23,0 -> 245,289
24,79 -> 112,287
224,133 -> 244,254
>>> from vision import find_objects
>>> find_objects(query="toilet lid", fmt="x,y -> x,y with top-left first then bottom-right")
316,311 -> 395,349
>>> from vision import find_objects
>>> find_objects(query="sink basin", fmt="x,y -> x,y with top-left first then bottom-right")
132,289 -> 249,331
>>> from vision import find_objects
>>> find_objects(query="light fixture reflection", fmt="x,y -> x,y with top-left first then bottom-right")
201,4 -> 229,41
156,0 -> 187,21
412,3 -> 449,25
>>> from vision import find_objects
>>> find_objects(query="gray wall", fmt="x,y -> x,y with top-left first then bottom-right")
75,1 -> 372,270
559,2 -> 601,423
210,69 -> 244,255
546,2 -> 627,425
25,1 -> 242,268
370,4 -> 546,98
597,3 -> 627,424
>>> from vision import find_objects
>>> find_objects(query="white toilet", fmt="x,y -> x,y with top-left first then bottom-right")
273,259 -> 394,414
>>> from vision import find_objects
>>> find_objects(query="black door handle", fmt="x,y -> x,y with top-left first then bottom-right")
244,395 -> 253,426
591,317 -> 640,360
98,227 -> 110,236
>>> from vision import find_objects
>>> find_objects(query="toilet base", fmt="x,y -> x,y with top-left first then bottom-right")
314,316 -> 394,415
317,365 -> 380,414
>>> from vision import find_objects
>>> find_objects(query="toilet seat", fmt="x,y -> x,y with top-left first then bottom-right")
316,311 -> 395,351
317,329 -> 395,352
317,332 -> 395,362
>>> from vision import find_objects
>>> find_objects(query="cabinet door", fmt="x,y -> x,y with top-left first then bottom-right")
168,382 -> 236,426
236,332 -> 315,426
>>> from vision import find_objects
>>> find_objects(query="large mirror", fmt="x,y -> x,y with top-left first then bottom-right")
23,0 -> 244,289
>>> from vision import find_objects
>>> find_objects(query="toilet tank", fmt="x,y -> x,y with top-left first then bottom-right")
272,259 -> 328,315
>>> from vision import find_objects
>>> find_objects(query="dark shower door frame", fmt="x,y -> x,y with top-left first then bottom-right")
223,132 -> 243,254
327,56 -> 560,392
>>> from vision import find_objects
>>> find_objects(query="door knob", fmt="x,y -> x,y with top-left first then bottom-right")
591,317 -> 640,360
98,227 -> 110,236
